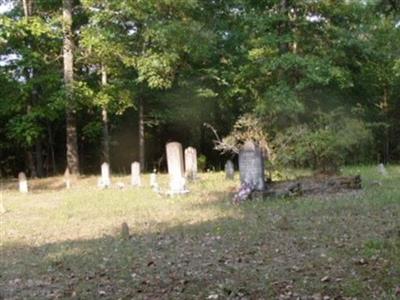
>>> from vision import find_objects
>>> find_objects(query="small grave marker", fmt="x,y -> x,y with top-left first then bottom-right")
184,147 -> 198,180
18,172 -> 28,193
150,169 -> 159,190
225,160 -> 234,180
121,222 -> 129,240
100,162 -> 111,188
377,163 -> 388,177
131,162 -> 141,186
64,168 -> 71,189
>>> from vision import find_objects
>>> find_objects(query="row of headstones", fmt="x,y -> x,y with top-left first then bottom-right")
167,140 -> 266,192
98,142 -> 199,193
98,161 -> 157,189
16,140 -> 262,193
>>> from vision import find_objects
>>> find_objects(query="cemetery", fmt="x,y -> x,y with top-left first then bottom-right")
1,1 -> 400,299
1,142 -> 400,298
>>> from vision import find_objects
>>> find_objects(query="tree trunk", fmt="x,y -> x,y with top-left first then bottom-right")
47,123 -> 57,175
35,141 -> 43,177
22,0 -> 33,18
32,83 -> 44,177
26,149 -> 37,178
139,98 -> 145,171
278,0 -> 289,54
101,64 -> 110,164
63,0 -> 79,174
22,0 -> 37,178
382,87 -> 390,164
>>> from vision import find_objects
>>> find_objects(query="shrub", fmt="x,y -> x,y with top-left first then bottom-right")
211,114 -> 272,157
197,154 -> 207,171
273,110 -> 372,174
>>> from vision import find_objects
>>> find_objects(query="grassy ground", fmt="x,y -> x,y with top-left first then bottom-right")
0,166 -> 399,299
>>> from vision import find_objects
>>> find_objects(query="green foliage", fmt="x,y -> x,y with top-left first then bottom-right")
197,154 -> 206,172
82,121 -> 102,143
136,52 -> 179,89
1,0 -> 400,174
6,115 -> 43,147
273,110 -> 373,174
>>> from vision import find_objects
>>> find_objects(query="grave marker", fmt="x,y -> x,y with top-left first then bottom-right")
166,142 -> 187,193
131,162 -> 141,186
64,168 -> 71,189
225,160 -> 234,180
18,172 -> 28,193
185,147 -> 198,180
238,141 -> 265,191
377,163 -> 388,177
150,169 -> 158,188
100,162 -> 111,188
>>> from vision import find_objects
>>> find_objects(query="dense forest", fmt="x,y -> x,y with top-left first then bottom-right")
0,0 -> 399,177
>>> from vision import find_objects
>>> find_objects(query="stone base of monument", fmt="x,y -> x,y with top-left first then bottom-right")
97,178 -> 111,189
166,177 -> 189,196
251,175 -> 362,199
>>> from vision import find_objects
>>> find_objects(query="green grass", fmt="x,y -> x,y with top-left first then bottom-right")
1,166 -> 399,299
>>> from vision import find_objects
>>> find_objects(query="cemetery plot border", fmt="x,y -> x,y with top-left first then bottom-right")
252,175 -> 362,199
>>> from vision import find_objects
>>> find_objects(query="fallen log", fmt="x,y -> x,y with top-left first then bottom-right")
252,175 -> 362,199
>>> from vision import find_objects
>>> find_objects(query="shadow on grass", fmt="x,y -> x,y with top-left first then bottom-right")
1,186 -> 400,299
1,213 -> 280,299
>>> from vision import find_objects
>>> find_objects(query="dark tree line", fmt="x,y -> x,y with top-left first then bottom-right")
0,0 -> 399,177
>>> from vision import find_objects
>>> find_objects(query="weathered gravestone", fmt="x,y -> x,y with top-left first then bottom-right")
150,169 -> 159,189
238,141 -> 265,191
184,147 -> 198,180
100,162 -> 111,188
64,168 -> 71,189
18,172 -> 28,193
131,162 -> 141,186
377,163 -> 388,177
166,142 -> 187,193
225,160 -> 234,180
120,222 -> 130,240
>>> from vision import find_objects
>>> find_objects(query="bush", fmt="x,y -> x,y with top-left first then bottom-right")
211,114 -> 271,157
197,154 -> 207,172
273,110 -> 372,174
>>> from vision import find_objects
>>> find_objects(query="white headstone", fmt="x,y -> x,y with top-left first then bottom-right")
18,172 -> 28,193
225,160 -> 234,180
150,169 -> 158,187
100,162 -> 111,188
166,142 -> 187,193
377,163 -> 388,177
131,162 -> 141,186
150,171 -> 160,193
184,147 -> 198,180
238,141 -> 265,191
64,168 -> 71,189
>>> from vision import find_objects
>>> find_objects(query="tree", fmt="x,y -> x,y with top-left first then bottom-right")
1,0 -> 400,176
81,0 -> 216,170
63,0 -> 79,174
0,0 -> 64,176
